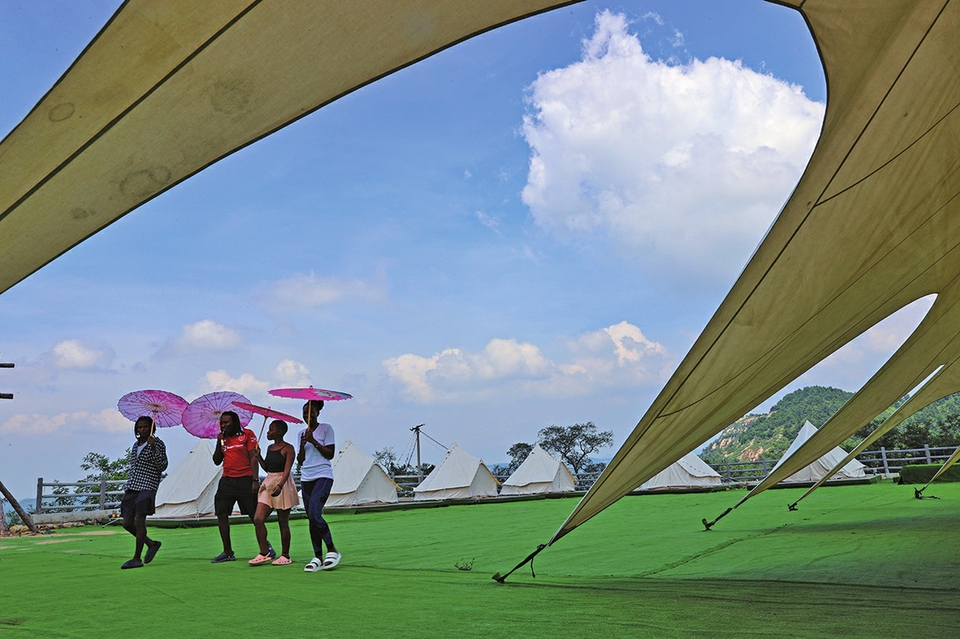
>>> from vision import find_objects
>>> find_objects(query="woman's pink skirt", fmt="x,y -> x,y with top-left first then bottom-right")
258,472 -> 300,511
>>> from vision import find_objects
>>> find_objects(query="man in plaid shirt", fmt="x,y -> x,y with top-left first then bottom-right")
120,415 -> 168,569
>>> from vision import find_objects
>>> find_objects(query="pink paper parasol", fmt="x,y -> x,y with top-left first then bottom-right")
268,386 -> 353,402
232,400 -> 303,439
182,391 -> 253,439
231,401 -> 303,424
118,389 -> 188,428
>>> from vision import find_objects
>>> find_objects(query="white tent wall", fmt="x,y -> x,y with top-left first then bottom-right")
151,439 -> 221,519
413,443 -> 499,501
328,440 -> 398,507
637,451 -> 722,491
772,421 -> 867,484
501,444 -> 576,495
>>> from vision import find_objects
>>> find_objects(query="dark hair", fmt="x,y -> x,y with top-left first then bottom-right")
221,411 -> 243,436
270,419 -> 288,436
305,399 -> 324,413
135,415 -> 154,429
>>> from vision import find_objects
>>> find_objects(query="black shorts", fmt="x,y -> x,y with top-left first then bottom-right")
214,476 -> 259,517
120,490 -> 156,518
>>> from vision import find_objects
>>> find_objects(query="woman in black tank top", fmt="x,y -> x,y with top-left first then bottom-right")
263,447 -> 287,473
250,420 -> 299,565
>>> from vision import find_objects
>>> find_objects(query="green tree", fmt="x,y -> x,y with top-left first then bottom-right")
537,422 -> 612,475
373,446 -> 400,473
73,450 -> 130,507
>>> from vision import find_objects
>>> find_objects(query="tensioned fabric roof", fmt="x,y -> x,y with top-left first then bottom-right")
5,0 -> 960,551
0,0 -> 576,294
552,0 -> 960,542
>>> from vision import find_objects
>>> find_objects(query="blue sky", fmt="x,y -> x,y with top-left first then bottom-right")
0,1 -> 928,500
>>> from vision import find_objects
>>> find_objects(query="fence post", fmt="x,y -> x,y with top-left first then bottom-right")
724,461 -> 731,482
924,444 -> 932,464
760,457 -> 768,476
99,477 -> 107,511
880,447 -> 890,475
36,477 -> 43,515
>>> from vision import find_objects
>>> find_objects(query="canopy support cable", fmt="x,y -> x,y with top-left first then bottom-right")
492,543 -> 546,584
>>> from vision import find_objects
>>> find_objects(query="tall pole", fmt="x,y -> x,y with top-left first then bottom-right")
0,353 -> 12,400
0,479 -> 37,533
0,355 -> 30,531
410,424 -> 425,483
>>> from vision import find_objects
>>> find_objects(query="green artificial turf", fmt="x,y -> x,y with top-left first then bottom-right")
2,481 -> 958,638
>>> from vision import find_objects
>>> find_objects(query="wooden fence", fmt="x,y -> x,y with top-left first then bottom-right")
705,445 -> 956,484
34,478 -> 126,514
855,445 -> 955,475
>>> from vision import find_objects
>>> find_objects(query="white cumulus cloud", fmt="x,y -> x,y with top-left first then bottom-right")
177,320 -> 242,351
0,408 -> 131,435
52,340 -> 108,369
274,359 -> 311,387
383,322 -> 670,403
201,370 -> 269,395
521,10 -> 824,290
92,408 -> 135,434
264,272 -> 384,311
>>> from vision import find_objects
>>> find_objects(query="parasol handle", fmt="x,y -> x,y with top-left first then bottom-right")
258,414 -> 269,442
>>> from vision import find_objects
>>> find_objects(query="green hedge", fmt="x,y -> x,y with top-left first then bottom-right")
899,463 -> 960,484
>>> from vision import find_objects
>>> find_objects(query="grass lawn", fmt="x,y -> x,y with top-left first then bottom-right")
2,480 -> 958,637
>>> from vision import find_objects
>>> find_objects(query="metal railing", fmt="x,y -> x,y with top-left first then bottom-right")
33,444 -> 959,513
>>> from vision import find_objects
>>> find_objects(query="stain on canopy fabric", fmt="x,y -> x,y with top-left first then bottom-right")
0,0 -> 576,294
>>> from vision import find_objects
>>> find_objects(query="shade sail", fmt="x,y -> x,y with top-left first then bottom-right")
0,0 -> 575,294
551,0 -> 960,543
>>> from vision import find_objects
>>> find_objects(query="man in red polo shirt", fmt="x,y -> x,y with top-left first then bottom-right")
210,410 -> 273,563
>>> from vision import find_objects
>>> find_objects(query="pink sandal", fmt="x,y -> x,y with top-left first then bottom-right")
272,555 -> 292,565
248,554 -> 272,566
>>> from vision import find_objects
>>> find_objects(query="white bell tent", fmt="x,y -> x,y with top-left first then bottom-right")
637,451 -> 722,491
413,443 -> 499,501
771,421 -> 867,484
328,440 -> 399,507
500,444 -> 576,496
151,439 -> 221,519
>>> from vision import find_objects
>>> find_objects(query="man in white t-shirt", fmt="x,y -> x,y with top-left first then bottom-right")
297,399 -> 340,572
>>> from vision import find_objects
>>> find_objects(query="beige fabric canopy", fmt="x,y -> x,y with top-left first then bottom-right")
553,0 -> 960,542
0,0 -> 575,294
6,0 -> 960,550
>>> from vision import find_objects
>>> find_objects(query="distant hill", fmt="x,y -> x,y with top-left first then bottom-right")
2,497 -> 36,515
702,385 -> 960,465
701,386 -> 852,464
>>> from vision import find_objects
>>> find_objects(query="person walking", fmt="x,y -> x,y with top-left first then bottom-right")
249,419 -> 298,565
120,415 -> 167,569
297,400 -> 340,571
210,410 -> 273,563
